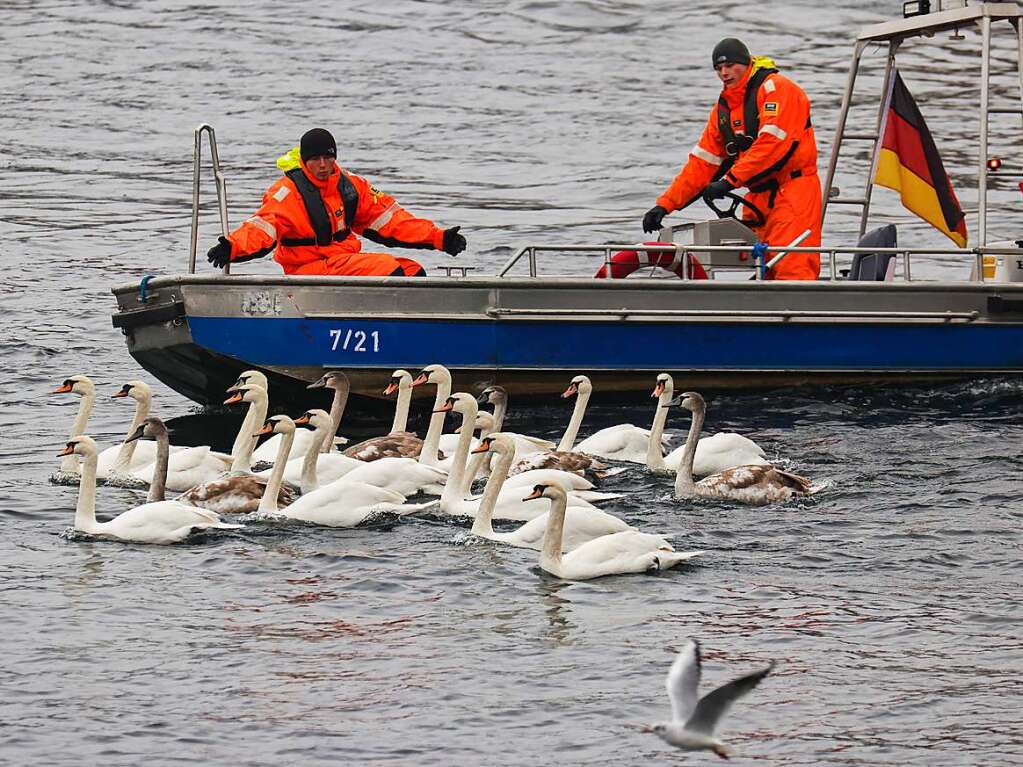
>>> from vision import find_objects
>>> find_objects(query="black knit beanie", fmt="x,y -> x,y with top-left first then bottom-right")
300,128 -> 337,161
711,38 -> 751,68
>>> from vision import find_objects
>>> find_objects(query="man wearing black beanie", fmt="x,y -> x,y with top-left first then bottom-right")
207,127 -> 467,277
641,38 -> 822,280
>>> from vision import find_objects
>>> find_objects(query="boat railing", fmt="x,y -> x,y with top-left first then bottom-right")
497,242 -> 1023,283
189,123 -> 231,275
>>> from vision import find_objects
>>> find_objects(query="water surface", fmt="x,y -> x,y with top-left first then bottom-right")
2,2 -> 1022,765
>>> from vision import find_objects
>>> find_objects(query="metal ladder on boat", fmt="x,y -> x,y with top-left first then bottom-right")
822,3 -> 1023,249
188,123 -> 231,274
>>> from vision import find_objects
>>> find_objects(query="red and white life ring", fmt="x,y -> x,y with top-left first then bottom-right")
593,242 -> 709,279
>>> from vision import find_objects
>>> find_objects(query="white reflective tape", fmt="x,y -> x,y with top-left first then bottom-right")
763,78 -> 776,94
367,202 -> 399,232
272,186 -> 290,202
690,145 -> 723,166
245,215 -> 277,239
759,124 -> 787,140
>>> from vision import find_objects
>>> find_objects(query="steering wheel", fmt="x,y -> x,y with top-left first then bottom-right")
703,189 -> 766,228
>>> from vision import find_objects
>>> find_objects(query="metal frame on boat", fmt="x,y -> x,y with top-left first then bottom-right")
112,3 -> 1023,411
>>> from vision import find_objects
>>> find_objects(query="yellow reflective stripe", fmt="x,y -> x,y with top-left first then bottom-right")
759,124 -> 787,140
246,215 -> 277,239
691,145 -> 723,166
367,202 -> 399,232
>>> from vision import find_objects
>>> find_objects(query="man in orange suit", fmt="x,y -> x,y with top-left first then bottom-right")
207,128 -> 466,276
642,39 -> 821,280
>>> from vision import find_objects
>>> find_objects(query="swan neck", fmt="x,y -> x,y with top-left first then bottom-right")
63,392 -> 95,473
419,377 -> 451,466
259,430 -> 294,514
540,493 -> 568,564
470,444 -> 513,536
646,386 -> 673,469
301,422 -> 330,493
114,394 -> 151,470
147,430 -> 170,503
231,393 -> 267,474
557,388 -> 589,452
440,408 -> 475,506
390,386 -> 411,434
323,386 -> 349,453
673,406 -> 704,496
491,400 -> 507,432
461,451 -> 487,496
74,453 -> 100,533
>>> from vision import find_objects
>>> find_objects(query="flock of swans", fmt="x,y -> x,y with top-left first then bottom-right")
52,364 -> 817,581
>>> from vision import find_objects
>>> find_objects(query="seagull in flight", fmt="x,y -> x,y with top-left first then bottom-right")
646,639 -> 774,758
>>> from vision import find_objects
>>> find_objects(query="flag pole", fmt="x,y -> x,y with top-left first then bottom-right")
862,45 -> 900,238
978,14 -> 992,247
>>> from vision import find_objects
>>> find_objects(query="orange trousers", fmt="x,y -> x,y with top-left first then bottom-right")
744,173 -> 822,280
287,251 -> 425,277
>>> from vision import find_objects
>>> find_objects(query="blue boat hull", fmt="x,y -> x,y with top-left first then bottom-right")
111,274 -> 1023,411
188,315 -> 1023,372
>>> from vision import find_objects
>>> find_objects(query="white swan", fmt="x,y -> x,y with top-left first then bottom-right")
467,435 -> 633,552
480,387 -> 554,451
507,375 -> 619,477
176,385 -> 297,514
460,408 -> 557,493
254,409 -> 364,493
242,415 -> 349,520
528,484 -> 704,580
269,426 -> 432,527
58,435 -> 242,544
459,416 -> 624,502
438,395 -> 604,521
229,370 -> 322,464
53,374 -> 96,479
103,380 -> 178,478
384,369 -> 414,434
410,363 -> 453,466
672,392 -> 813,505
341,368 -> 439,461
561,374 -> 665,463
53,375 -> 164,481
338,457 -> 448,497
129,437 -> 233,493
306,370 -> 351,453
647,373 -> 768,476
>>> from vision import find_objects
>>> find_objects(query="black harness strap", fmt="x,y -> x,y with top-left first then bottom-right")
716,70 -> 817,212
717,67 -> 777,162
280,169 -> 361,247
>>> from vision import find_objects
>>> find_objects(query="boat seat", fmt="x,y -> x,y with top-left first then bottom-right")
849,224 -> 897,281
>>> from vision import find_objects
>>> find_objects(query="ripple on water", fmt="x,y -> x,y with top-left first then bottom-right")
4,2 -> 1023,765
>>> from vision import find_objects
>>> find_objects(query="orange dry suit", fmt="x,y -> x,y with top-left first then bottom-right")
224,149 -> 446,277
656,57 -> 822,280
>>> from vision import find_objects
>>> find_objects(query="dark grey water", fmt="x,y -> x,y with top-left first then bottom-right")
3,2 -> 1023,765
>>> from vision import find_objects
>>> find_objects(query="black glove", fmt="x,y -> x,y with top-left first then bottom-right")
442,226 -> 466,256
703,178 -> 735,201
207,236 -> 232,268
642,205 -> 667,233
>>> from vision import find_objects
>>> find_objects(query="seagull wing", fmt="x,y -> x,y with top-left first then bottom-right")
666,639 -> 702,724
685,661 -> 775,735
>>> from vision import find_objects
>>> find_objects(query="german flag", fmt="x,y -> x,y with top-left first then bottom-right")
874,71 -> 967,247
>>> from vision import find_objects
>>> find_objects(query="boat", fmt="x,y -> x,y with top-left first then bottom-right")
111,3 -> 1023,415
